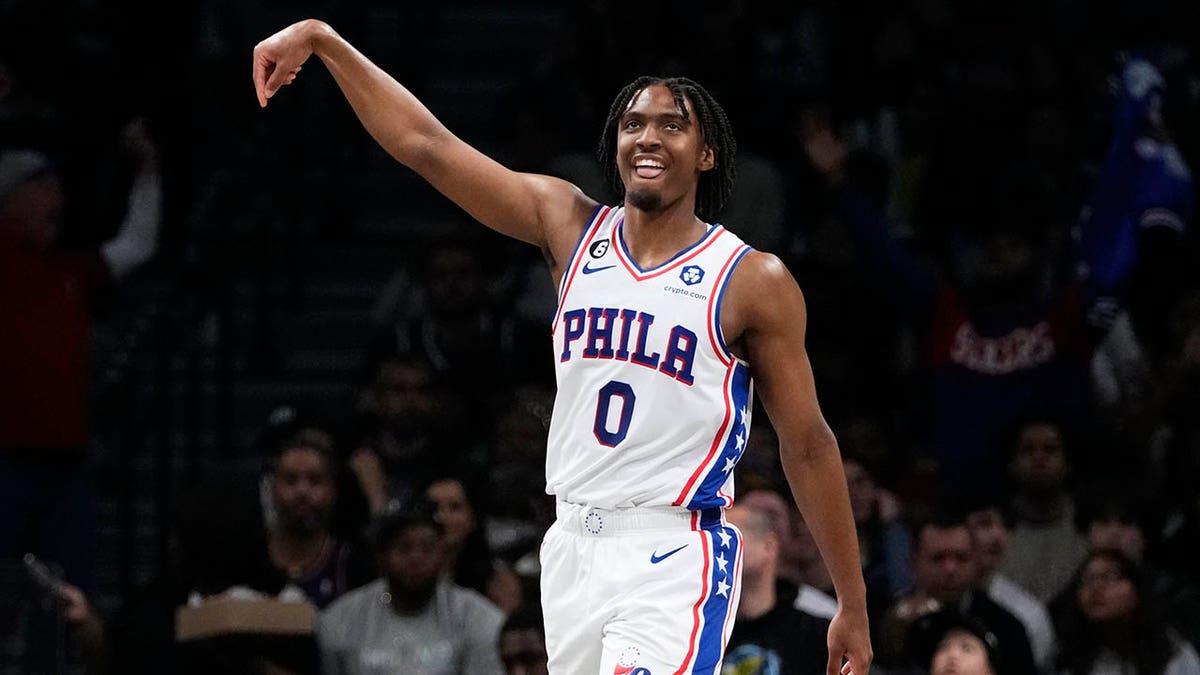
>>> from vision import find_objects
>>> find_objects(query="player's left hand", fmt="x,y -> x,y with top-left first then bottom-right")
827,605 -> 872,675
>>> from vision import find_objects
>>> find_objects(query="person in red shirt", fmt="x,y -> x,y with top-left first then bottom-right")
0,120 -> 161,595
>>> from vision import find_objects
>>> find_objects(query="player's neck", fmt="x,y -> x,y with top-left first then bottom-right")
620,200 -> 707,269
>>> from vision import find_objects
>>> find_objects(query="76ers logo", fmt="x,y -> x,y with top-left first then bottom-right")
590,240 -> 610,258
614,646 -> 651,674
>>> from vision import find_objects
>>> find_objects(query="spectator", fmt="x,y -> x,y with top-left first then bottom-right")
423,474 -> 523,615
0,120 -> 161,593
844,454 -> 914,616
497,604 -> 548,675
909,610 -> 1002,675
803,118 -> 1092,500
0,120 -> 161,673
1143,291 -> 1200,580
316,500 -> 506,675
1072,485 -> 1200,649
367,234 -> 550,398
737,488 -> 838,621
877,513 -> 1037,675
963,493 -> 1058,672
1053,549 -> 1200,675
1077,57 -> 1194,428
264,426 -> 372,609
344,351 -> 449,515
722,501 -> 830,675
999,414 -> 1089,603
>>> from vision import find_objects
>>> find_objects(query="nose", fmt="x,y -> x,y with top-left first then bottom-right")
636,125 -> 661,150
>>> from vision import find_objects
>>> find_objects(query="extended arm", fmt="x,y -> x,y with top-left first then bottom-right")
726,251 -> 872,675
252,19 -> 594,270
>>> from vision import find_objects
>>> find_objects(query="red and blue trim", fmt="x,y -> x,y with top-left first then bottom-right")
612,220 -> 726,281
674,524 -> 740,674
553,205 -> 611,334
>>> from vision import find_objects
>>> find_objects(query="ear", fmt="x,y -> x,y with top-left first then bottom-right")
698,145 -> 716,172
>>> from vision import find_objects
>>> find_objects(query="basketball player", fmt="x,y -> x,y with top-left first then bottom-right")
252,18 -> 871,675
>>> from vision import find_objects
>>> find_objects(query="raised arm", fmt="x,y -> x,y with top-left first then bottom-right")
252,19 -> 596,270
100,118 -> 162,280
724,251 -> 872,675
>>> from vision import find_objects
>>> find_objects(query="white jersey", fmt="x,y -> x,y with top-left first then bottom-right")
546,205 -> 755,510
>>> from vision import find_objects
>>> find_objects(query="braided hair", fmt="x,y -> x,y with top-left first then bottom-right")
596,76 -> 737,223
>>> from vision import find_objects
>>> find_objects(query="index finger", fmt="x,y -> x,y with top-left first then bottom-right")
252,48 -> 273,108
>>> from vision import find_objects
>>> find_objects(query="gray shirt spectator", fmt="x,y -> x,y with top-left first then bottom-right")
317,577 -> 505,675
317,501 -> 506,675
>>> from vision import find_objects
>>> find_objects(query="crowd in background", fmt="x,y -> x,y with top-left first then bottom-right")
3,0 -> 1200,674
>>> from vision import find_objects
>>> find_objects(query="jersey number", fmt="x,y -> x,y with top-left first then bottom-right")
593,380 -> 635,447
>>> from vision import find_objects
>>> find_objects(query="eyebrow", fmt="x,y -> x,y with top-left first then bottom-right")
621,110 -> 691,125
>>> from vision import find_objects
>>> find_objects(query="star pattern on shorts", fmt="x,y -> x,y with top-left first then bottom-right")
716,578 -> 731,597
716,528 -> 732,548
715,552 -> 729,573
722,456 -> 737,473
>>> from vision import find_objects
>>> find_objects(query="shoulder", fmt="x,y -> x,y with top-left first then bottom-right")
318,578 -> 385,639
724,249 -> 806,332
322,578 -> 383,617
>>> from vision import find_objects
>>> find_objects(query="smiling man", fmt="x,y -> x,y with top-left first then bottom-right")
252,18 -> 871,675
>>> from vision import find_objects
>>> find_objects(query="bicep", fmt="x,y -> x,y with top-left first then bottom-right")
737,256 -> 835,455
415,134 -> 596,251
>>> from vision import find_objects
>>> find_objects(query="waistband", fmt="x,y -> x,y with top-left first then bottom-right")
554,501 -> 724,536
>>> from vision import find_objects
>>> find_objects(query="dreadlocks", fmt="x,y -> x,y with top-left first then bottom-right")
596,76 -> 737,224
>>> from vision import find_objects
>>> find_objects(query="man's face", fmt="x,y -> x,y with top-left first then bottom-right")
616,84 -> 714,216
374,360 -> 434,429
499,628 -> 549,675
965,508 -> 1009,576
383,524 -> 444,596
914,525 -> 976,603
1087,519 -> 1145,561
1011,422 -> 1067,492
725,505 -> 776,582
843,459 -> 877,525
426,479 -> 476,551
0,175 -> 62,250
271,447 -> 335,536
931,629 -> 994,675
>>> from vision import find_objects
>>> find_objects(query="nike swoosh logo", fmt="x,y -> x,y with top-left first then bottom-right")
582,262 -> 616,274
650,544 -> 688,564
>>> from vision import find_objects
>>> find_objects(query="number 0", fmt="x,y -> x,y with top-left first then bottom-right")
593,380 -> 635,447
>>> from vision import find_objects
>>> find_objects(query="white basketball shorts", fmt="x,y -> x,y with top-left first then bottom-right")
540,501 -> 743,675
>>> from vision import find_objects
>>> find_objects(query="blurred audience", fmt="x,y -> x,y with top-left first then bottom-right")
0,119 -> 161,593
999,414 -> 1090,603
317,500 -> 506,675
497,604 -> 548,675
423,474 -> 524,615
962,492 -> 1057,672
263,426 -> 372,609
1052,549 -> 1200,675
877,513 -> 1037,675
722,501 -> 830,675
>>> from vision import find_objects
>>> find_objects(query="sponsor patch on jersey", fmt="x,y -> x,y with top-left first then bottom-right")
680,265 -> 705,286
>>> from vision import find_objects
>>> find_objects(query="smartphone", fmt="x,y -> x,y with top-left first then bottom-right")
22,553 -> 64,597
